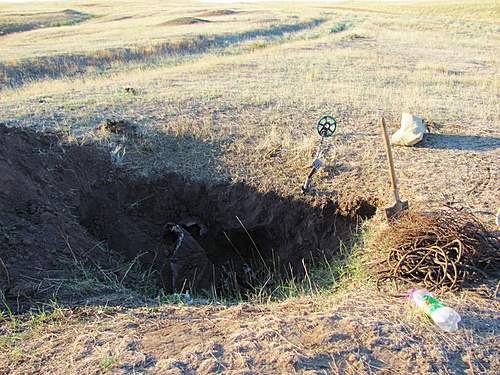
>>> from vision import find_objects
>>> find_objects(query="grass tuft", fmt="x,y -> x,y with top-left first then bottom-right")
330,22 -> 349,33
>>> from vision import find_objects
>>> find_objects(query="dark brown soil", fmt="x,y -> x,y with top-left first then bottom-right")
0,125 -> 119,311
0,124 -> 376,311
159,17 -> 210,26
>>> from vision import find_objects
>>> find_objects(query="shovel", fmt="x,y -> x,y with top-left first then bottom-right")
379,116 -> 408,219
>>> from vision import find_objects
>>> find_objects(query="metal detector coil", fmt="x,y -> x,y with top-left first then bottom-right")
316,115 -> 337,137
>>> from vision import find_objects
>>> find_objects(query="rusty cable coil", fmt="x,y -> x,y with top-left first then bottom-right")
375,210 -> 498,293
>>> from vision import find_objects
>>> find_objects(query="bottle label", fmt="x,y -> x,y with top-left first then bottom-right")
422,295 -> 446,315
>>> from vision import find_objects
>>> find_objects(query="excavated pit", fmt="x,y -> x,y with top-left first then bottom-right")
78,175 -> 376,295
0,125 -> 376,309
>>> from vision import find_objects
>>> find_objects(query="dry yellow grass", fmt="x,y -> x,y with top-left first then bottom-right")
1,0 -> 498,214
323,0 -> 500,21
0,0 -> 499,373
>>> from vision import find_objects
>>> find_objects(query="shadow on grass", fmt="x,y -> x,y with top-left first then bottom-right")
416,133 -> 500,151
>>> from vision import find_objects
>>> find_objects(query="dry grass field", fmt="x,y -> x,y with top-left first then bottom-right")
0,0 -> 499,373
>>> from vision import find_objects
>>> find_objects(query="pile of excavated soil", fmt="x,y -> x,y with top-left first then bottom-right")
197,9 -> 239,17
0,125 -> 376,311
159,17 -> 210,26
0,125 -> 120,310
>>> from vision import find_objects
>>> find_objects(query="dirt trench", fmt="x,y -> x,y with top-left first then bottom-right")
0,125 -> 376,310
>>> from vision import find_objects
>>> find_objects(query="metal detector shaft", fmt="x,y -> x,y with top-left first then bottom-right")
314,134 -> 325,160
302,133 -> 325,193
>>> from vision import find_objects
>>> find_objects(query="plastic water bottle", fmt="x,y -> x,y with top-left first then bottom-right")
408,288 -> 461,332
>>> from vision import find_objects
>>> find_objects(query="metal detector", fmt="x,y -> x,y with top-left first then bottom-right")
301,115 -> 337,193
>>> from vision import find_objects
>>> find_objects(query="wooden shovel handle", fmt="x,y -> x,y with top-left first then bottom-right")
379,117 -> 401,203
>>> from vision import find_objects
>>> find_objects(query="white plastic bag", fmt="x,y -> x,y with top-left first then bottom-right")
391,113 -> 426,146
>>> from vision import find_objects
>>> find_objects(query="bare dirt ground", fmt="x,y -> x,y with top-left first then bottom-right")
2,285 -> 499,374
0,0 -> 499,373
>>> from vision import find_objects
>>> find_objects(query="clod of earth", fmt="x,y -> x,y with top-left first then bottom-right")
98,118 -> 139,137
124,87 -> 137,95
0,124 -> 376,311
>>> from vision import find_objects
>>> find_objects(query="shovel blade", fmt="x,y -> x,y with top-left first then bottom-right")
384,200 -> 409,220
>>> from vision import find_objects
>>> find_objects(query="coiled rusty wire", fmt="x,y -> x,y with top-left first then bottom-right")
376,210 -> 498,293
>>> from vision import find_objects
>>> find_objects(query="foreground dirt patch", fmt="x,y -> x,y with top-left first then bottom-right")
1,285 -> 498,374
0,125 -> 375,310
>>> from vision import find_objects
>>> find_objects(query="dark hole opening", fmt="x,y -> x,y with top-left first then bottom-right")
78,174 -> 376,298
